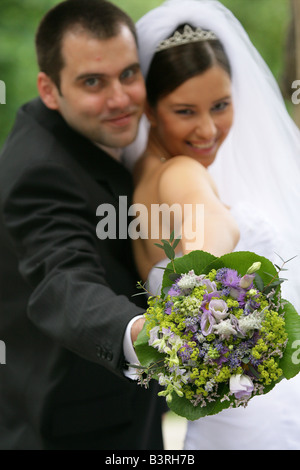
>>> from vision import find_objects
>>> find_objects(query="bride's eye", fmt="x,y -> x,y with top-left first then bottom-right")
212,101 -> 231,112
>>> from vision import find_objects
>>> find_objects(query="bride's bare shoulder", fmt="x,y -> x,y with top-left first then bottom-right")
160,155 -> 214,185
134,153 -> 218,199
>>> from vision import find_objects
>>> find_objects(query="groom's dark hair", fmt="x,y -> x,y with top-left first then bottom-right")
35,0 -> 137,91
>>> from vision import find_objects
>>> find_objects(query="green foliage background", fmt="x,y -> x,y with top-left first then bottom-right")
0,0 -> 291,149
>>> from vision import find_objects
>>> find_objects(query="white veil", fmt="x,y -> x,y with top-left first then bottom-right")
123,0 -> 300,309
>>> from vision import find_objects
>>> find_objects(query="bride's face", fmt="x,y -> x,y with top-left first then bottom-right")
149,65 -> 233,167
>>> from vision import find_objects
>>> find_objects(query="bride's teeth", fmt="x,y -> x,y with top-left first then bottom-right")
191,142 -> 214,149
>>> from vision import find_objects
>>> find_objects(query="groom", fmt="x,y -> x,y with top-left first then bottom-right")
0,0 -> 165,450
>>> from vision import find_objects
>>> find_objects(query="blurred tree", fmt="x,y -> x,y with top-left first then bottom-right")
221,0 -> 289,78
0,0 -> 61,148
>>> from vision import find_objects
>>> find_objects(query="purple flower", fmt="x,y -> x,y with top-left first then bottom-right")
201,310 -> 216,336
236,289 -> 247,306
164,300 -> 173,315
228,353 -> 242,369
215,343 -> 229,365
201,279 -> 217,293
167,284 -> 181,297
223,269 -> 241,288
184,316 -> 199,333
202,290 -> 221,306
229,374 -> 254,399
244,298 -> 261,315
239,274 -> 255,289
215,268 -> 227,282
228,287 -> 247,307
230,314 -> 245,337
216,268 -> 240,288
209,299 -> 229,321
178,343 -> 193,362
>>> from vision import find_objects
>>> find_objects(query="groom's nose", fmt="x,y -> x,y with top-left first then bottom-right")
106,80 -> 131,110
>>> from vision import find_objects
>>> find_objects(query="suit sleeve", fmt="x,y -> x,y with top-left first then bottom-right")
2,161 -> 144,376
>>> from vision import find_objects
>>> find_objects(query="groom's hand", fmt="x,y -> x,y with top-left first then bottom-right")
131,317 -> 145,345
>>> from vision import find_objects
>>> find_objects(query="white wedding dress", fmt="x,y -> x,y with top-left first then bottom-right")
147,202 -> 300,450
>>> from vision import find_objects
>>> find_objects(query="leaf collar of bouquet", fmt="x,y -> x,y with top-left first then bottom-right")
133,236 -> 300,420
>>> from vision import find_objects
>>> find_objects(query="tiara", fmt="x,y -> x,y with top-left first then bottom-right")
156,24 -> 218,52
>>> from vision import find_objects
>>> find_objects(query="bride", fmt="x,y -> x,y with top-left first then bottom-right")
124,0 -> 300,450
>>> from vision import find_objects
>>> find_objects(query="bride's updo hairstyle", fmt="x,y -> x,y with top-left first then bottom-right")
146,24 -> 231,107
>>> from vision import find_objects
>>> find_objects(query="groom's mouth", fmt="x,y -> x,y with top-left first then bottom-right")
105,113 -> 134,127
102,107 -> 140,129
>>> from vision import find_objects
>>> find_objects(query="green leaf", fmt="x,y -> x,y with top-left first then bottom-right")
161,250 -> 217,293
172,237 -> 181,250
254,272 -> 264,291
279,300 -> 300,380
248,365 -> 260,379
154,243 -> 164,249
218,251 -> 278,281
134,322 -> 165,368
168,383 -> 233,420
162,241 -> 175,260
168,272 -> 180,283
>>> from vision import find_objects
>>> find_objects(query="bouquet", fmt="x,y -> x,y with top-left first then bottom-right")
133,237 -> 300,420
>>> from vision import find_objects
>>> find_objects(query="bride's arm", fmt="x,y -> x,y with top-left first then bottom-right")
157,156 -> 240,255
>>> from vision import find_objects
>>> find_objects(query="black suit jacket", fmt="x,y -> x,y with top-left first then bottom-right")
0,98 -> 165,450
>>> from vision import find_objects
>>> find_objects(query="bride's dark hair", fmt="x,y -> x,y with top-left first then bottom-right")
146,24 -> 231,106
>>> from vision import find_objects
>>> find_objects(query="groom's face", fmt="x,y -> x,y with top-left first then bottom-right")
46,25 -> 146,148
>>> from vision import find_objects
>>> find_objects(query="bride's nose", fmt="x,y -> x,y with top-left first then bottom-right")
195,114 -> 217,140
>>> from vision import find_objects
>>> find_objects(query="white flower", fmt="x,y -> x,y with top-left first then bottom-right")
157,373 -> 184,403
148,326 -> 169,353
239,274 -> 255,289
149,326 -> 160,346
158,373 -> 169,386
213,318 -> 237,338
177,270 -> 202,290
167,331 -> 184,350
209,299 -> 229,321
230,374 -> 254,399
201,279 -> 217,293
239,310 -> 265,334
148,326 -> 183,354
248,288 -> 259,296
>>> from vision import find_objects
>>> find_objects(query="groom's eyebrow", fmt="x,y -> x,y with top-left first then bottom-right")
172,103 -> 196,107
75,72 -> 105,81
75,63 -> 141,83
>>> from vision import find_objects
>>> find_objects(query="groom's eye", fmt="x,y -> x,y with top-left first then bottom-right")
120,65 -> 140,83
84,77 -> 102,89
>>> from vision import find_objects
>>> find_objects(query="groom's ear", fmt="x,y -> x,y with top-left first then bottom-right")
144,100 -> 157,128
37,72 -> 60,110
